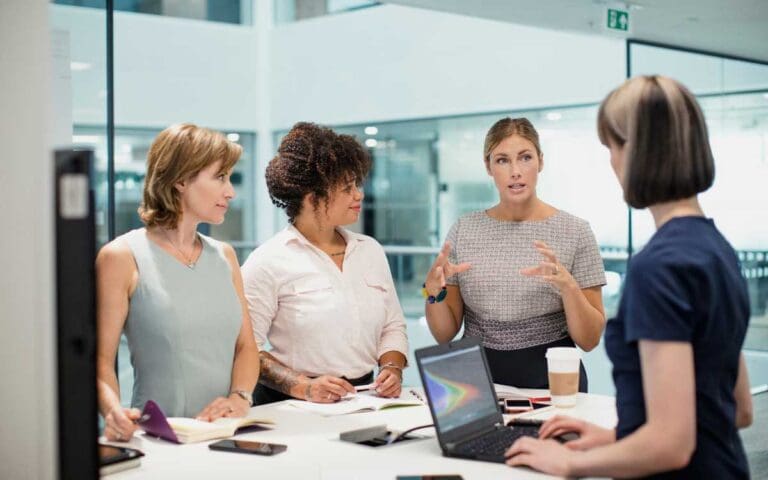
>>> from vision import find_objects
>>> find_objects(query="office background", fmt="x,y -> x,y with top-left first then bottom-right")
1,1 -> 766,478
49,0 -> 768,396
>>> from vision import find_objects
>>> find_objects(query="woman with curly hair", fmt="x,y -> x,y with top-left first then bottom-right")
241,122 -> 408,405
96,123 -> 260,442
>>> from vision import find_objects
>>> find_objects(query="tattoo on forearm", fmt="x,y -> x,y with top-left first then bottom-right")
258,354 -> 302,395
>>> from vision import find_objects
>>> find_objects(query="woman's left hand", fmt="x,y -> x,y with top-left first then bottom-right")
195,394 -> 250,421
374,368 -> 402,398
520,240 -> 577,292
505,436 -> 575,476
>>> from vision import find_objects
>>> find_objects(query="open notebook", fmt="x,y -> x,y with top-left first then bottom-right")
287,390 -> 423,416
138,400 -> 275,444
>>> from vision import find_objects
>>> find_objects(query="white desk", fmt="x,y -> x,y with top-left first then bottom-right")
106,390 -> 616,480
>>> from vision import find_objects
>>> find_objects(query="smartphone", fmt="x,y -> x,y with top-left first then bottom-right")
99,445 -> 144,475
504,398 -> 533,413
208,439 -> 287,456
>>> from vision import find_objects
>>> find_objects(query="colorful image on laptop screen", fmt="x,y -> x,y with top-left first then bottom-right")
420,345 -> 499,434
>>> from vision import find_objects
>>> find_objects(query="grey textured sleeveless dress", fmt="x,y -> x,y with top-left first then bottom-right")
123,229 -> 241,417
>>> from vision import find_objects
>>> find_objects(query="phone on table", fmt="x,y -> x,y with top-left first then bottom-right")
504,398 -> 533,413
99,445 -> 144,475
208,439 -> 287,456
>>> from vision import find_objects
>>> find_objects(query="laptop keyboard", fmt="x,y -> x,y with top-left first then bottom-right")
454,426 -> 539,459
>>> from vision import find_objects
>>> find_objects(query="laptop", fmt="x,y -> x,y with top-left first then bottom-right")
415,337 -> 540,463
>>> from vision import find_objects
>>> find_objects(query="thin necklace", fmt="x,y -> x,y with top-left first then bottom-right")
327,231 -> 346,257
162,228 -> 198,269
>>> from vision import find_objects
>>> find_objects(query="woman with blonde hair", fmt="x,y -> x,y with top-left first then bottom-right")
506,76 -> 753,478
96,123 -> 260,442
424,117 -> 606,390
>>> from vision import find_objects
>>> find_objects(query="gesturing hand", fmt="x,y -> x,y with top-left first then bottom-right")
520,240 -> 576,292
424,242 -> 471,295
305,375 -> 355,403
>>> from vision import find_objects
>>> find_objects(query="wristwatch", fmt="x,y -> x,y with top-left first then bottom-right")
230,389 -> 253,407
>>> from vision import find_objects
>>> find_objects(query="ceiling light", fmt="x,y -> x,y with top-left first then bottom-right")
226,133 -> 240,142
70,61 -> 92,71
364,126 -> 378,135
763,93 -> 768,100
72,135 -> 99,144
546,112 -> 562,121
365,138 -> 378,148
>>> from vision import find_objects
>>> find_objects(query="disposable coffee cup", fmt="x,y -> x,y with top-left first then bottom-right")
546,347 -> 581,407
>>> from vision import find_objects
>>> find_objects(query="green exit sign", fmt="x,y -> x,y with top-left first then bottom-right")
606,8 -> 629,32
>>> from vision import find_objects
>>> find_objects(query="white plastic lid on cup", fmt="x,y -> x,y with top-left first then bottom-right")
545,347 -> 581,372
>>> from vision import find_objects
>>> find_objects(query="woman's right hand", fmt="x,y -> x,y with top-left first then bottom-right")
304,375 -> 355,403
538,415 -> 616,450
424,242 -> 471,295
103,406 -> 141,442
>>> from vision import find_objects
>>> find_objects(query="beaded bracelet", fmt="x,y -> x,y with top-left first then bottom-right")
421,283 -> 447,304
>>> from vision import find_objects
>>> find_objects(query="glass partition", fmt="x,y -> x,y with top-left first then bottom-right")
274,0 -> 378,23
54,0 -> 251,24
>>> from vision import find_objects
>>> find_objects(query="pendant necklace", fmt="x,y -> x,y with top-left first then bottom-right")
163,228 -> 198,269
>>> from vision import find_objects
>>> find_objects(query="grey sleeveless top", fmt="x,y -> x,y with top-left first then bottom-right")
446,210 -> 606,350
123,229 -> 241,417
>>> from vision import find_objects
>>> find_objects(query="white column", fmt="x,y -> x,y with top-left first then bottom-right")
0,1 -> 57,479
254,0 -> 279,244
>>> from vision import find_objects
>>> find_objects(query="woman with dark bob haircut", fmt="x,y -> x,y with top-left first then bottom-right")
241,122 -> 408,405
97,123 -> 260,442
505,76 -> 753,478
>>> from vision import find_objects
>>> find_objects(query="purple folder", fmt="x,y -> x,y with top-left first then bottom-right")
138,400 -> 180,444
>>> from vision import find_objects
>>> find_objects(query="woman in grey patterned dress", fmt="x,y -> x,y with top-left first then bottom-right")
423,117 -> 606,390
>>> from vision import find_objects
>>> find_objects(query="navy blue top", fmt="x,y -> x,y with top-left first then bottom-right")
605,216 -> 749,479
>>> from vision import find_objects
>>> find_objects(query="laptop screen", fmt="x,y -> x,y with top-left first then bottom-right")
420,344 -> 499,435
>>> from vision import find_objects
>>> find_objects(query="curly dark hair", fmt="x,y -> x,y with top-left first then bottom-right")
266,122 -> 371,222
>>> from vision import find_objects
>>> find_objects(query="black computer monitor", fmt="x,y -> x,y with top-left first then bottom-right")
55,148 -> 98,479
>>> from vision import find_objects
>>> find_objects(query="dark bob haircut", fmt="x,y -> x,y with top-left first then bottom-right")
597,75 -> 714,209
265,122 -> 371,222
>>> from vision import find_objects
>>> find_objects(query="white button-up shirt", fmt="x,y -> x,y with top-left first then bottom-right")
241,225 -> 409,379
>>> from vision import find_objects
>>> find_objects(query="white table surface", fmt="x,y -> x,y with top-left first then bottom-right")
103,389 -> 617,480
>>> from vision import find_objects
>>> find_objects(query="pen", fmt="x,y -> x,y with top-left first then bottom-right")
133,413 -> 151,424
409,389 -> 425,403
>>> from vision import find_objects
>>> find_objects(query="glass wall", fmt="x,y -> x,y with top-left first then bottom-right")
73,127 -> 257,246
54,0 -> 251,24
53,0 -> 260,408
274,0 -> 378,23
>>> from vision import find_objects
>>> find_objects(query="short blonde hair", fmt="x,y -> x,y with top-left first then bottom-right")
138,123 -> 242,228
483,117 -> 543,166
597,75 -> 714,209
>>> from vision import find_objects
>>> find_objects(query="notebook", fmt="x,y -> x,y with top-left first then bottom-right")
138,399 -> 275,444
414,337 -> 540,464
286,390 -> 423,416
